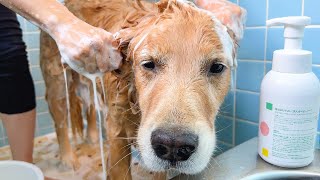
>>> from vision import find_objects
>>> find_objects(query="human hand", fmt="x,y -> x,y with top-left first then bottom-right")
195,0 -> 246,40
50,19 -> 122,74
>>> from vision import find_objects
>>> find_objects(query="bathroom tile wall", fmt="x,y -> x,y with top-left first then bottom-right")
216,0 -> 320,154
0,0 -> 319,151
0,16 -> 55,147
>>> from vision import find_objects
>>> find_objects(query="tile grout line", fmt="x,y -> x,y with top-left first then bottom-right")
242,25 -> 320,29
219,114 -> 234,120
37,111 -> 50,115
238,59 -> 265,63
34,80 -> 45,84
306,25 -> 320,28
264,0 -> 269,76
27,49 -> 40,52
30,65 -> 40,68
236,89 -> 260,95
26,48 -> 40,51
245,26 -> 266,29
217,140 -> 233,147
236,118 -> 259,126
22,31 -> 40,35
301,0 -> 305,16
36,96 -> 45,100
232,69 -> 237,147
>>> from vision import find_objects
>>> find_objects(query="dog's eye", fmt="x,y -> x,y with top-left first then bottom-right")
209,63 -> 225,75
141,60 -> 155,70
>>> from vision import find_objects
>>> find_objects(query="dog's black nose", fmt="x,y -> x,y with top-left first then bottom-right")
151,129 -> 198,163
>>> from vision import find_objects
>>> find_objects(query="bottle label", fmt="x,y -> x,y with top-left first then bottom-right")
259,102 -> 319,166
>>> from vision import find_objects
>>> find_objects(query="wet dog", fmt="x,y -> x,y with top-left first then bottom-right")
40,0 -> 242,179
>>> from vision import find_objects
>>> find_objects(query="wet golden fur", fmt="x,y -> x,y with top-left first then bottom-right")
40,0 -> 237,179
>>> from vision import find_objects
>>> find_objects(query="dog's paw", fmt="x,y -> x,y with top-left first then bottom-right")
86,129 -> 99,144
59,152 -> 80,170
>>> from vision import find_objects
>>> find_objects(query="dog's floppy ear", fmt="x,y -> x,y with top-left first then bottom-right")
112,29 -> 134,78
195,0 -> 246,68
195,0 -> 246,41
156,0 -> 170,12
156,0 -> 195,13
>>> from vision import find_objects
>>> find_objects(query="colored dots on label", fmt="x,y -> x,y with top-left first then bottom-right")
260,121 -> 269,136
266,102 -> 273,110
262,148 -> 269,157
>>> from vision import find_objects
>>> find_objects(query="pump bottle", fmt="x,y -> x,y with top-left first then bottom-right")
258,16 -> 320,168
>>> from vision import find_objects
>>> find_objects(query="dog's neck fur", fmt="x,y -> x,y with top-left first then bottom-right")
65,0 -> 157,33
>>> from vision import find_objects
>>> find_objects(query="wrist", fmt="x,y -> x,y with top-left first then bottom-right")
42,5 -> 79,38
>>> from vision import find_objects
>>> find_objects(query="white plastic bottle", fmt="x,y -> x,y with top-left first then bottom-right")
258,16 -> 320,168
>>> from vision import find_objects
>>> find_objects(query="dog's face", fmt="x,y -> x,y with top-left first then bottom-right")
117,0 -> 235,174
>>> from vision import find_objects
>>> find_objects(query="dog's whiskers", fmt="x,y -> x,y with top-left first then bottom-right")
118,142 -> 138,157
121,105 -> 141,115
124,158 -> 134,180
123,117 -> 140,126
108,151 -> 134,172
119,83 -> 131,92
214,145 -> 224,155
109,137 -> 137,140
215,124 -> 232,134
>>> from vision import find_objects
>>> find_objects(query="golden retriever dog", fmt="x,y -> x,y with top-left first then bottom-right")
41,0 -> 242,179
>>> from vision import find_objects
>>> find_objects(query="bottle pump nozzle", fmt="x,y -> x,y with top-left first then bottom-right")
267,16 -> 311,50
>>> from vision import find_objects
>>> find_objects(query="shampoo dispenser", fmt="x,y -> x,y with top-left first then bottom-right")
258,16 -> 320,168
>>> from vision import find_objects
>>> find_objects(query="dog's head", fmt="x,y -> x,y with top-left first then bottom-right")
114,0 -> 238,174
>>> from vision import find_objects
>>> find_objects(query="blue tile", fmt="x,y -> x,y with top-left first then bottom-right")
0,139 -> 7,147
215,115 -> 233,144
23,33 -> 40,49
266,28 -> 284,61
36,127 -> 55,137
0,122 -> 5,140
36,99 -> 49,113
238,28 -> 266,60
37,113 -> 53,128
229,0 -> 237,4
239,0 -> 266,26
236,91 -> 260,123
304,28 -> 320,64
214,141 -> 233,156
25,21 -> 39,32
17,15 -> 25,30
35,82 -> 46,97
318,115 -> 320,132
230,69 -> 236,90
220,91 -> 234,116
235,120 -> 258,145
266,62 -> 272,74
0,122 -> 7,138
312,66 -> 320,80
268,0 -> 302,19
3,138 -> 8,146
27,50 -> 40,66
304,0 -> 320,24
316,133 -> 320,149
237,61 -> 264,92
30,67 -> 43,82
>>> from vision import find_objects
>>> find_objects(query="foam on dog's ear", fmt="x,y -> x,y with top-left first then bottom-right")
194,0 -> 246,69
157,0 -> 170,12
195,0 -> 247,42
156,0 -> 186,14
227,28 -> 238,68
112,29 -> 135,78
